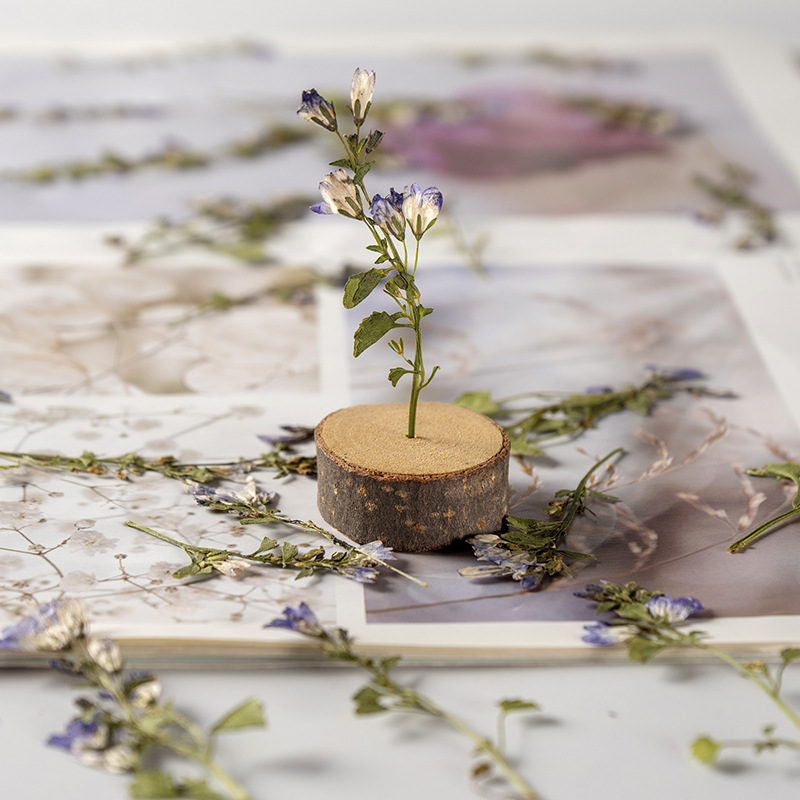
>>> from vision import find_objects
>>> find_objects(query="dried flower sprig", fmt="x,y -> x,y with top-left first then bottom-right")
107,194 -> 313,265
0,103 -> 166,125
728,461 -> 800,552
299,68 -> 443,438
457,366 -> 727,455
1,436 -> 423,584
578,581 -> 800,764
1,599 -> 264,800
5,123 -> 310,184
525,47 -> 637,73
126,520 -> 396,584
60,39 -> 272,72
459,448 -> 622,589
562,95 -> 681,136
0,443 -> 316,482
266,602 -> 544,800
126,470 -> 425,586
692,160 -> 779,250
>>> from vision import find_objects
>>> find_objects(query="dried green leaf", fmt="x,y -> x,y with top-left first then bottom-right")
353,685 -> 388,715
498,698 -> 540,714
627,636 -> 667,663
129,770 -> 181,798
172,564 -> 202,579
353,311 -> 402,357
388,367 -> 412,387
746,461 -> 800,506
210,698 -> 266,735
455,391 -> 501,416
343,268 -> 389,308
780,647 -> 800,664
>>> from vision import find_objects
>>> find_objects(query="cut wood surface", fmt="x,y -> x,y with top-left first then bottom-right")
315,402 -> 510,552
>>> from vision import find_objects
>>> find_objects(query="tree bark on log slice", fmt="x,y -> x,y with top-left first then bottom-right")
315,402 -> 510,552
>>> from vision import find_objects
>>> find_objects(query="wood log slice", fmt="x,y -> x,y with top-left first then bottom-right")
315,402 -> 510,552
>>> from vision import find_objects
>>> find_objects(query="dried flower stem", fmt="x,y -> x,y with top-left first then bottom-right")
580,582 -> 800,764
268,604 -> 543,799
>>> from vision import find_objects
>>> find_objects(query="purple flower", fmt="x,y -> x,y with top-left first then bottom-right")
312,169 -> 362,218
581,623 -> 618,646
340,565 -> 380,584
585,386 -> 613,395
646,595 -> 704,624
370,189 -> 406,240
402,183 -> 443,238
297,88 -> 337,131
265,602 -> 324,635
461,534 -> 539,587
0,599 -> 85,651
645,365 -> 704,381
358,540 -> 395,562
47,715 -> 102,752
186,477 -> 276,509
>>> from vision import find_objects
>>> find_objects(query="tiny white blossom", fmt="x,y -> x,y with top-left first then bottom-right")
350,68 -> 375,123
86,637 -> 122,673
212,559 -> 253,577
129,680 -> 161,708
75,748 -> 106,769
100,744 -> 138,774
28,598 -> 86,651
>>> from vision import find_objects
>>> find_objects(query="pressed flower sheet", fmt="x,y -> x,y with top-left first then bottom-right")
342,261 -> 800,644
0,43 -> 797,222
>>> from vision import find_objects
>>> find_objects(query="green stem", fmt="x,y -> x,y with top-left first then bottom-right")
125,519 -> 428,588
710,736 -> 800,752
406,238 -> 424,439
686,637 -> 800,735
407,304 -> 423,439
125,521 -> 205,552
728,507 -> 800,552
80,642 -> 251,800
354,655 -> 542,800
251,512 -> 428,587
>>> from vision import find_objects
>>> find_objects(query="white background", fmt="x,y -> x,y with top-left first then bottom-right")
0,1 -> 800,48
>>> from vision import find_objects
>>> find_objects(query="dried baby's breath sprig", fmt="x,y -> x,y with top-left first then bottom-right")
108,194 -> 313,265
728,460 -> 800,552
459,448 -> 622,589
266,602 -> 544,800
0,599 -> 264,800
578,581 -> 800,764
692,160 -> 779,250
5,123 -> 311,184
457,366 -> 728,456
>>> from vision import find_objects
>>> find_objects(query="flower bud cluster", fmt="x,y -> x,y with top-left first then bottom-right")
298,68 -> 443,238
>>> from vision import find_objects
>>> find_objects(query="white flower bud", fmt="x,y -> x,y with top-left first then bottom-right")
350,68 -> 375,123
129,680 -> 161,708
86,637 -> 122,673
